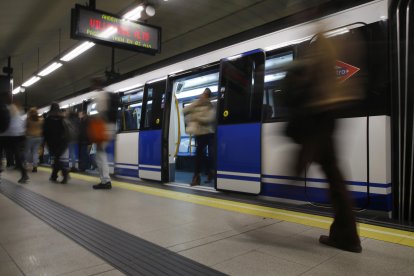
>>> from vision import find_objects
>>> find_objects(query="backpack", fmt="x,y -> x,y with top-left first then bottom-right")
62,118 -> 78,142
0,104 -> 10,133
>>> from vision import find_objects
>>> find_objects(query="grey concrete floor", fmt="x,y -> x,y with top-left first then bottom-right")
1,169 -> 414,276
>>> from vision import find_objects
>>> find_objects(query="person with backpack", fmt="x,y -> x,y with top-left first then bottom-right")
43,102 -> 69,184
90,79 -> 118,190
0,104 -> 29,183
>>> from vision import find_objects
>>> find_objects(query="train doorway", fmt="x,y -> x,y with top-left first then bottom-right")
167,66 -> 219,187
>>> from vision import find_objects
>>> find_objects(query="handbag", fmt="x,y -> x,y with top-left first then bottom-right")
87,117 -> 109,143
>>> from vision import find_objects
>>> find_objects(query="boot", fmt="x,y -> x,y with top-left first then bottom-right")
191,174 -> 200,186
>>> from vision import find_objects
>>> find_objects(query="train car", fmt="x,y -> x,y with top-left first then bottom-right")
52,0 -> 392,215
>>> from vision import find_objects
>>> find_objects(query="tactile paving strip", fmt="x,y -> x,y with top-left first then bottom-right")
0,180 -> 226,276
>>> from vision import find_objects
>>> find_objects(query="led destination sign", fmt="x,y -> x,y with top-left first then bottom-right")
71,5 -> 161,54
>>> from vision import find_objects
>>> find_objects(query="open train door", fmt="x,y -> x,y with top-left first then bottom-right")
138,79 -> 168,181
216,49 -> 265,194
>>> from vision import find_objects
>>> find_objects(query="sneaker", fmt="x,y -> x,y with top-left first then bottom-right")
319,235 -> 362,253
18,176 -> 29,184
32,167 -> 37,173
93,182 -> 112,190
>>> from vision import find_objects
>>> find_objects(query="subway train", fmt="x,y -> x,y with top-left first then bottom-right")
40,0 -> 392,216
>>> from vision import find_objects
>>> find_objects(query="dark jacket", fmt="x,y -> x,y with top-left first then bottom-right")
43,113 -> 68,154
78,116 -> 90,144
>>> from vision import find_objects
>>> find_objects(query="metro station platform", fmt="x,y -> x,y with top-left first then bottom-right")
0,168 -> 413,276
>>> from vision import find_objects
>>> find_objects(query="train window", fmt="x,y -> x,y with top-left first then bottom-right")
263,51 -> 293,121
119,90 -> 143,132
140,80 -> 166,130
218,51 -> 265,124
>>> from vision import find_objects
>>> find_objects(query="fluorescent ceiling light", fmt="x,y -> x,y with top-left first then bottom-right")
147,77 -> 167,84
123,5 -> 144,20
265,36 -> 312,51
176,85 -> 218,100
324,28 -> 349,38
226,54 -> 242,61
265,72 -> 286,83
60,42 -> 95,62
22,76 -> 41,87
12,86 -> 21,95
130,102 -> 143,108
38,62 -> 63,76
116,83 -> 143,92
90,110 -> 99,115
99,27 -> 117,38
61,104 -> 69,109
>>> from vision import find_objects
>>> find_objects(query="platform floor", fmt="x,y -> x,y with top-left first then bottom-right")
0,168 -> 414,276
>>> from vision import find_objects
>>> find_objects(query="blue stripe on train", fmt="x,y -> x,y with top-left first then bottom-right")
262,174 -> 391,188
217,174 -> 261,182
261,182 -> 392,211
114,168 -> 138,178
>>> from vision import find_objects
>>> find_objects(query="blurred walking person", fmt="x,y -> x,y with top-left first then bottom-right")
1,104 -> 29,183
284,33 -> 363,253
43,102 -> 69,184
183,88 -> 216,186
25,107 -> 43,172
89,79 -> 118,190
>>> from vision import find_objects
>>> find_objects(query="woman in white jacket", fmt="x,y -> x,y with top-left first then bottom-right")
183,88 -> 215,186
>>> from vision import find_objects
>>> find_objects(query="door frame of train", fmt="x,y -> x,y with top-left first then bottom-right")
164,63 -> 220,184
215,49 -> 266,194
138,78 -> 169,182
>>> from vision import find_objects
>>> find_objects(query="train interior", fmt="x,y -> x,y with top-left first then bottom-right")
169,71 -> 219,187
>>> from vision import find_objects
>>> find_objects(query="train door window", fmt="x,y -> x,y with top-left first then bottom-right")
218,51 -> 265,124
263,51 -> 293,121
140,80 -> 166,130
119,89 -> 144,131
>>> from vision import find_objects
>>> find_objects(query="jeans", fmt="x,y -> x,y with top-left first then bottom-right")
78,143 -> 90,171
194,133 -> 214,176
96,142 -> 110,183
25,136 -> 43,167
68,143 -> 77,168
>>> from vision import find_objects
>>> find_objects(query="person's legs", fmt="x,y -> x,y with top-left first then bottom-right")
192,135 -> 207,186
12,136 -> 28,183
50,152 -> 59,182
317,135 -> 361,252
94,142 -> 111,189
78,143 -> 89,171
31,137 -> 42,171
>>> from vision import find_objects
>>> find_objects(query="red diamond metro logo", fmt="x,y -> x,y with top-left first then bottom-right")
335,60 -> 360,82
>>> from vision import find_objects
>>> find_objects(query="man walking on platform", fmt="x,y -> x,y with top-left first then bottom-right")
284,33 -> 362,253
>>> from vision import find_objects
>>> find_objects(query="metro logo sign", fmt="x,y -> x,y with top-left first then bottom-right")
335,60 -> 360,82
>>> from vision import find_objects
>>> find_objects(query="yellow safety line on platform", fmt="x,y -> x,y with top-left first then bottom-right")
38,167 -> 414,247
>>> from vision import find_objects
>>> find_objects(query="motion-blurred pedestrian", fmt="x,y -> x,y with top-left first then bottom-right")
183,88 -> 216,186
25,107 -> 43,172
284,33 -> 362,253
43,102 -> 69,184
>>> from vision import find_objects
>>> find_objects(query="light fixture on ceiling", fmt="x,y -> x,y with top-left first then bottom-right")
60,41 -> 95,62
38,62 -> 63,77
12,86 -> 22,95
115,83 -> 143,92
123,5 -> 144,20
145,5 -> 156,17
22,76 -> 41,87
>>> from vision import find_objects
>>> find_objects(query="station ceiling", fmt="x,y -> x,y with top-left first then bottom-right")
0,0 -> 329,108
